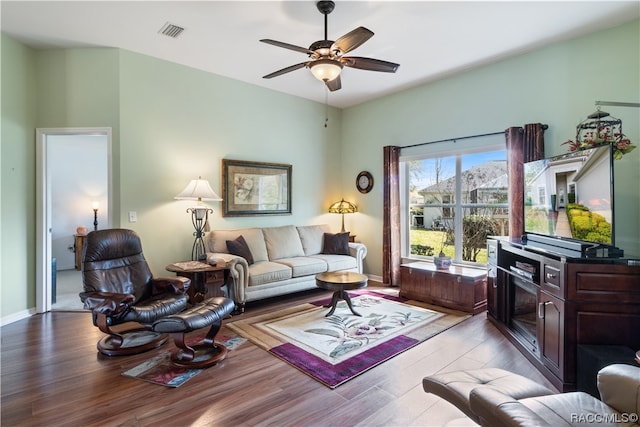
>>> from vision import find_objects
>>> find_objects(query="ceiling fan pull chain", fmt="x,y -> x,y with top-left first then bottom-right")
324,90 -> 329,128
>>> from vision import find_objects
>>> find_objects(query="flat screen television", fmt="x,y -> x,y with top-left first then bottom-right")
523,144 -> 614,246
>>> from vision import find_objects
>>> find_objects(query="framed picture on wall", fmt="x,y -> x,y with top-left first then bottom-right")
221,159 -> 292,216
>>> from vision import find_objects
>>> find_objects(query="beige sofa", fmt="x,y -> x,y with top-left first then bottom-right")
204,224 -> 367,311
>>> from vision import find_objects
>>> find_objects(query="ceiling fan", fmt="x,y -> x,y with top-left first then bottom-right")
260,0 -> 399,92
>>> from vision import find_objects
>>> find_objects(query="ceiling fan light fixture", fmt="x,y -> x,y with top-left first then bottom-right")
309,59 -> 343,82
260,1 -> 398,91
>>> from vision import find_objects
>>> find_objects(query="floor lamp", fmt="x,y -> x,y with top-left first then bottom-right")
175,177 -> 222,261
92,201 -> 99,231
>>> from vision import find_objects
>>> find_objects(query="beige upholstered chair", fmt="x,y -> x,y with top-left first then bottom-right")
424,364 -> 640,426
469,364 -> 640,426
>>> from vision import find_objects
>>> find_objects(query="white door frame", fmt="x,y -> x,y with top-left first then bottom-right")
36,127 -> 113,313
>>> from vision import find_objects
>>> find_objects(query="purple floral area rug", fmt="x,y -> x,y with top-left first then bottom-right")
227,290 -> 470,388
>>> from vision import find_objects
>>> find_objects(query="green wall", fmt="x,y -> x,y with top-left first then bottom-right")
1,35 -> 37,318
2,19 -> 639,320
35,47 -> 122,220
1,38 -> 343,320
117,51 -> 343,274
342,19 -> 640,276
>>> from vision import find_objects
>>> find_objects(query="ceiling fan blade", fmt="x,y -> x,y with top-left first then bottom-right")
325,75 -> 342,92
341,56 -> 400,73
332,27 -> 374,54
263,62 -> 309,79
260,39 -> 315,55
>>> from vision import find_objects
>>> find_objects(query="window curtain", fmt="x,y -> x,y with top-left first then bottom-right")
383,145 -> 401,286
505,123 -> 546,238
382,125 -> 544,284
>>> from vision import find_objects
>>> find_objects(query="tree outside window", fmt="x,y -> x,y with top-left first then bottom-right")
405,150 -> 509,265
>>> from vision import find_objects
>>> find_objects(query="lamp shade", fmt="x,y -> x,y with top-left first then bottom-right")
329,199 -> 357,233
309,59 -> 343,82
328,199 -> 357,214
174,177 -> 222,201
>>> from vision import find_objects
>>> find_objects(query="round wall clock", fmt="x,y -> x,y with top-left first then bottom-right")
356,171 -> 374,194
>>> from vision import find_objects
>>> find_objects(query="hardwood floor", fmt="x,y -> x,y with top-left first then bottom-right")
1,286 -> 557,426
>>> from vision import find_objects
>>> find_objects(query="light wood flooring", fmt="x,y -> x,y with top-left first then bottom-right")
1,286 -> 557,426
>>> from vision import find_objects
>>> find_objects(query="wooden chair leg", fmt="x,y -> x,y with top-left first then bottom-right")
170,320 -> 228,369
95,314 -> 167,357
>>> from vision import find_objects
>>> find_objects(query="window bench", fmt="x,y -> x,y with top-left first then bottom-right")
399,262 -> 487,314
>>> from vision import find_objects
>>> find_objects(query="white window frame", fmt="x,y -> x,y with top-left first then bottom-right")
400,137 -> 507,266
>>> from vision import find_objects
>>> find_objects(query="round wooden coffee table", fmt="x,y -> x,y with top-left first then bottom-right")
316,271 -> 368,317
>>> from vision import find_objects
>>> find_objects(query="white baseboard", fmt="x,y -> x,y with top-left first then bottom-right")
1,308 -> 36,327
367,274 -> 384,284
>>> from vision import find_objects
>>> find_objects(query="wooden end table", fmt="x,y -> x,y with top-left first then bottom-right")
316,271 -> 368,317
74,234 -> 87,270
166,261 -> 230,303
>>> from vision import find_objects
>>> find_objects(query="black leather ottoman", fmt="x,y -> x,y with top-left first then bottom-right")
152,296 -> 235,368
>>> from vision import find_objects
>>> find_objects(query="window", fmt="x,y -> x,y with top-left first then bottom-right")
537,187 -> 546,205
401,143 -> 509,266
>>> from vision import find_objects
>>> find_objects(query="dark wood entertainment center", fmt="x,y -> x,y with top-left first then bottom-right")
487,236 -> 640,391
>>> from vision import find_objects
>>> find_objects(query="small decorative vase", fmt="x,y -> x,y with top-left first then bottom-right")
434,256 -> 452,270
76,226 -> 89,236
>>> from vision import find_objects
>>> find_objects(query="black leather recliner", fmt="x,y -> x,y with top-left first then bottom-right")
79,228 -> 191,356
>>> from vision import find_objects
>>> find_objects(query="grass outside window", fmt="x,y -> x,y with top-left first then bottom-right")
409,228 -> 489,264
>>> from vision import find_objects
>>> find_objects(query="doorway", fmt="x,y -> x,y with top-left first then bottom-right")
36,128 -> 112,313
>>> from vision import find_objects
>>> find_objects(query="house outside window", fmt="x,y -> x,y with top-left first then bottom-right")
401,146 -> 509,266
538,187 -> 546,205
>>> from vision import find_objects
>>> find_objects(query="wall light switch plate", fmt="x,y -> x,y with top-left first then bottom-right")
128,211 -> 137,222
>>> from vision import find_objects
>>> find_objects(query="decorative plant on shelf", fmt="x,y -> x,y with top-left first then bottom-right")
433,227 -> 452,270
437,228 -> 449,257
562,129 -> 635,160
562,108 -> 636,160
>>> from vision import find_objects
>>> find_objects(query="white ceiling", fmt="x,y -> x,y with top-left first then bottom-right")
2,1 -> 638,108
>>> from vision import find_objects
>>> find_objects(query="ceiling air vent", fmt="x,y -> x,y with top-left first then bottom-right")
158,22 -> 184,38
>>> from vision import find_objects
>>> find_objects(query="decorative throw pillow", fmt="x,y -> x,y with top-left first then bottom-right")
322,232 -> 350,255
226,235 -> 254,265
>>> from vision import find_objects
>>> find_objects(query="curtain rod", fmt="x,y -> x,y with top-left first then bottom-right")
595,101 -> 640,108
401,130 -> 505,150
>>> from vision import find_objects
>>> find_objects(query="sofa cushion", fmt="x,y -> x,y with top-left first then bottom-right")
262,225 -> 305,260
248,261 -> 292,286
226,235 -> 254,265
322,232 -> 350,255
310,254 -> 358,271
297,224 -> 331,256
274,257 -> 328,277
207,228 -> 269,262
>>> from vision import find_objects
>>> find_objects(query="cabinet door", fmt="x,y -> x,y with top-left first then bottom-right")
537,290 -> 565,379
541,260 -> 563,298
487,265 -> 500,320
